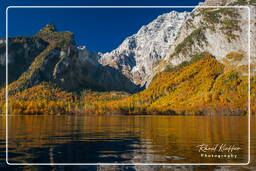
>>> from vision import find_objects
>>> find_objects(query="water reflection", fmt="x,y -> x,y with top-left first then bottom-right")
0,115 -> 248,164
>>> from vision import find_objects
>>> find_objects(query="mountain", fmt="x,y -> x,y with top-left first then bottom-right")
3,52 -> 255,115
0,37 -> 48,87
99,0 -> 256,87
99,11 -> 188,87
0,24 -> 140,95
0,0 -> 255,115
93,53 -> 255,115
153,0 -> 256,84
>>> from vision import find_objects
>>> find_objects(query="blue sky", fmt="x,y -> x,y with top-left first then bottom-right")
1,0 -> 203,53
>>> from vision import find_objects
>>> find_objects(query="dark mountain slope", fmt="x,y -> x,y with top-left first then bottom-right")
0,24 -> 140,95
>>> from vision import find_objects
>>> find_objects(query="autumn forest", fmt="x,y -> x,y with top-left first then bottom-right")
0,52 -> 255,116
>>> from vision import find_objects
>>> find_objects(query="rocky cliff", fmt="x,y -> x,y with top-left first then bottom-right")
0,37 -> 48,87
1,24 -> 139,95
98,0 -> 255,88
99,11 -> 188,87
152,0 -> 256,85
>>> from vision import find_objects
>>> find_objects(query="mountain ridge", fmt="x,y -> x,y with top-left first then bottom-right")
152,1 -> 256,85
0,24 -> 140,94
99,11 -> 188,87
0,0 -> 255,115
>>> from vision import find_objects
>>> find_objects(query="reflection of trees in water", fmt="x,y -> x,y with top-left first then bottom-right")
0,115 -> 249,164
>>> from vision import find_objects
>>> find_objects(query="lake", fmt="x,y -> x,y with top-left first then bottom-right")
0,115 -> 255,170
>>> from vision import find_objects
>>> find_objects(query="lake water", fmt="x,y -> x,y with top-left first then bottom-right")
0,115 -> 255,170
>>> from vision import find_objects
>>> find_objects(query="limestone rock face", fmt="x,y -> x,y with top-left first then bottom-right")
99,0 -> 255,87
99,11 -> 188,87
152,0 -> 256,84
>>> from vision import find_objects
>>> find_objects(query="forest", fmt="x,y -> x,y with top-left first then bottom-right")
0,52 -> 255,115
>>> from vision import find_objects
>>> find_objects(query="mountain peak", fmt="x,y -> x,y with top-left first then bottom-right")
35,24 -> 75,49
40,23 -> 57,33
36,23 -> 58,41
99,10 -> 188,86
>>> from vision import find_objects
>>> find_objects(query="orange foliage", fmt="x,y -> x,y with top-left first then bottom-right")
0,54 -> 255,116
83,55 -> 254,115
